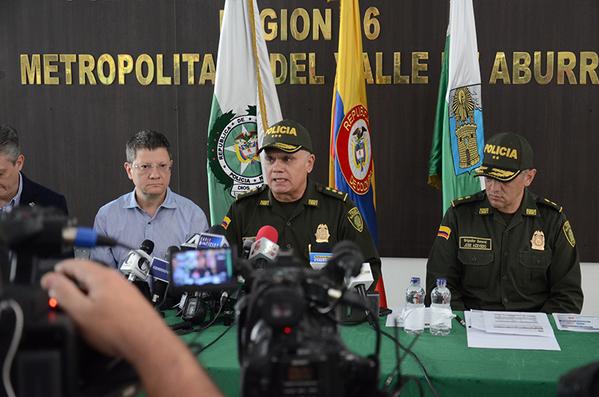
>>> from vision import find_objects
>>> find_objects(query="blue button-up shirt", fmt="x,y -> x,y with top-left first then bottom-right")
0,172 -> 23,213
91,188 -> 208,268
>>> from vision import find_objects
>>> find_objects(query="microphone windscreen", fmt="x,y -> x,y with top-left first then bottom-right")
166,245 -> 180,261
256,225 -> 279,244
140,239 -> 155,255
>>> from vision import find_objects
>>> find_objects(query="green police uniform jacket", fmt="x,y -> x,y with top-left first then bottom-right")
426,189 -> 583,313
222,179 -> 381,289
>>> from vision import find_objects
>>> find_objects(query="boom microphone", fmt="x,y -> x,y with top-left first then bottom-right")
248,226 -> 279,269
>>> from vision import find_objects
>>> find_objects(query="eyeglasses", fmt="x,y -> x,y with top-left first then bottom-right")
131,162 -> 172,174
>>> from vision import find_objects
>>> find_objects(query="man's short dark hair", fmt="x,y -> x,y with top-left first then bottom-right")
0,125 -> 21,162
125,129 -> 172,163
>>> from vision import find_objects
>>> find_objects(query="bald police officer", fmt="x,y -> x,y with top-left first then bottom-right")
222,119 -> 381,290
426,132 -> 583,313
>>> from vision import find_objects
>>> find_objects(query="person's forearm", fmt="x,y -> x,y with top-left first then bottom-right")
126,318 -> 223,397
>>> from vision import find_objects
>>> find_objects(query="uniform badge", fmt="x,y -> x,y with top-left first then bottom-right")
563,221 -> 576,247
530,230 -> 545,251
526,208 -> 537,216
347,207 -> 364,232
459,236 -> 492,250
221,216 -> 231,230
437,226 -> 451,240
315,224 -> 330,243
479,208 -> 489,215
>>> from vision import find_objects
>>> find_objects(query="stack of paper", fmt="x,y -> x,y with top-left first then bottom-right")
465,310 -> 561,351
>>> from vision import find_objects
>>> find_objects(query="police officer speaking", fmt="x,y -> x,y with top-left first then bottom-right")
222,119 -> 381,290
426,132 -> 583,313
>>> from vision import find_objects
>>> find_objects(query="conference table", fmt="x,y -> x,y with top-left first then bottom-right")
167,311 -> 599,397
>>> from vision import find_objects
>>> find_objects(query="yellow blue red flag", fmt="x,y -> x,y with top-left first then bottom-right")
330,0 -> 387,306
329,0 -> 377,244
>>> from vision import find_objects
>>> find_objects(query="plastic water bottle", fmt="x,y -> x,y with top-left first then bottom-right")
430,278 -> 452,336
404,276 -> 425,335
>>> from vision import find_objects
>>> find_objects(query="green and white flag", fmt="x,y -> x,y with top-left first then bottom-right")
207,0 -> 282,224
428,0 -> 485,214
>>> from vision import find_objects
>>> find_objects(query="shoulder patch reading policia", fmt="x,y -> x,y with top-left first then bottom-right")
563,220 -> 576,247
437,225 -> 451,240
347,207 -> 364,232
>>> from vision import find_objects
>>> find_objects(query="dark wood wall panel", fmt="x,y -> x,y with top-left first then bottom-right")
1,0 -> 597,261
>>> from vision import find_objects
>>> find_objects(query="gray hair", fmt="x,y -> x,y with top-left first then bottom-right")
125,129 -> 172,163
0,125 -> 21,162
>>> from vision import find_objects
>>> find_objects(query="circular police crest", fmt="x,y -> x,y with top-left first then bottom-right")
335,104 -> 373,195
208,106 -> 263,197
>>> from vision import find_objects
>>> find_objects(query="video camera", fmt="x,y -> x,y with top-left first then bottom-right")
235,242 -> 383,397
0,206 -> 135,397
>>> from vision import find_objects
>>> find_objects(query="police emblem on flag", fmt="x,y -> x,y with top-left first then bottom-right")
208,106 -> 263,198
448,85 -> 484,175
335,104 -> 373,195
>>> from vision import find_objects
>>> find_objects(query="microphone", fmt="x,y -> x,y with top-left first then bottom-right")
197,225 -> 230,249
181,225 -> 230,250
181,233 -> 201,250
119,239 -> 154,282
242,237 -> 255,259
248,225 -> 279,269
347,263 -> 374,295
149,256 -> 170,307
323,241 -> 364,289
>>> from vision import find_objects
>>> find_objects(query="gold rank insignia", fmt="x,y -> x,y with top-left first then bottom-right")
315,224 -> 330,243
259,200 -> 270,206
308,199 -> 319,206
531,230 -> 545,251
347,207 -> 364,232
526,208 -> 537,216
479,208 -> 489,215
563,220 -> 576,247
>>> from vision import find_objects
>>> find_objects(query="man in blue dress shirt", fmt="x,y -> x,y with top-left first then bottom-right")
91,130 -> 208,268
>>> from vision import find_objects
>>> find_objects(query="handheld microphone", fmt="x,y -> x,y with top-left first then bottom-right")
149,257 -> 170,307
347,263 -> 374,295
197,225 -> 230,249
248,225 -> 279,269
119,239 -> 154,282
181,233 -> 201,250
323,241 -> 364,289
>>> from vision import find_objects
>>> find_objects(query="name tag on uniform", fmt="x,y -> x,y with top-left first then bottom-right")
459,236 -> 492,250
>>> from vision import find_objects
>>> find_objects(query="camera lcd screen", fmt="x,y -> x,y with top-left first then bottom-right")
171,248 -> 235,291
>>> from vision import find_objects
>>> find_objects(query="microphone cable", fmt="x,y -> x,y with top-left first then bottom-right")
188,291 -> 230,354
0,300 -> 24,397
377,328 -> 440,397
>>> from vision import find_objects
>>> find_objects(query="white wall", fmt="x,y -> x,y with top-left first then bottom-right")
381,258 -> 599,315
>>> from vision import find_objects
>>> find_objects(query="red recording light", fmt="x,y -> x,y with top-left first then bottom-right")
48,297 -> 58,309
283,326 -> 292,335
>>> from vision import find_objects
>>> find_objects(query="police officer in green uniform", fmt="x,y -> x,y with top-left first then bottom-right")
222,119 -> 381,290
426,132 -> 583,313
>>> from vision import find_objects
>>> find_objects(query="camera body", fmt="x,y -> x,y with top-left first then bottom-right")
237,253 -> 380,397
0,206 -> 135,397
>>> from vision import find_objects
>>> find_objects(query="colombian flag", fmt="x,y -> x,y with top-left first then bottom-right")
329,0 -> 387,307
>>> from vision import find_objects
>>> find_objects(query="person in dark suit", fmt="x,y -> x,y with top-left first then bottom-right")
0,125 -> 68,214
